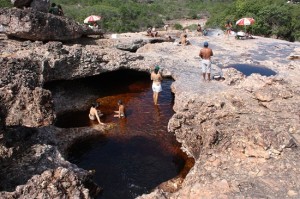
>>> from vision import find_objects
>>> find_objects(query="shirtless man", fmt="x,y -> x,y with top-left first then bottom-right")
114,100 -> 125,118
199,41 -> 213,81
89,103 -> 104,125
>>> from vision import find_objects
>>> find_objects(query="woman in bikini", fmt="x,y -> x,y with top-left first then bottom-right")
114,100 -> 125,118
89,103 -> 104,125
151,66 -> 163,105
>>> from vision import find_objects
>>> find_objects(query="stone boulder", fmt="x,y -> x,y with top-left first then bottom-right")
30,0 -> 50,13
11,0 -> 32,8
11,0 -> 50,13
0,8 -> 99,41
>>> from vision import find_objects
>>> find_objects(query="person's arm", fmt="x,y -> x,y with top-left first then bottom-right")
95,110 -> 103,124
118,106 -> 121,118
199,50 -> 203,58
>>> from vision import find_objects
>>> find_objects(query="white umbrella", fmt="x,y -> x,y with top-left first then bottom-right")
236,18 -> 255,33
84,15 -> 101,24
236,18 -> 255,26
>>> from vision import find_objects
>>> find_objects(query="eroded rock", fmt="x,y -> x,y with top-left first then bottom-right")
0,8 -> 103,41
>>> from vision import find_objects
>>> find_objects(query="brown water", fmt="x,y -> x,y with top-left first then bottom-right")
47,70 -> 193,199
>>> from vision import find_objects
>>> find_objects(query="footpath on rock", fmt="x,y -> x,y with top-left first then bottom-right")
1,7 -> 300,199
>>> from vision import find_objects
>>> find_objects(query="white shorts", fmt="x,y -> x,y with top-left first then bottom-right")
152,82 -> 162,93
201,59 -> 211,73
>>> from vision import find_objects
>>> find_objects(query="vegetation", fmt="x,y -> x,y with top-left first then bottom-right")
0,0 -> 299,41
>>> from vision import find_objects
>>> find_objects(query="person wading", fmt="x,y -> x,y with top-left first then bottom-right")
151,65 -> 163,105
199,41 -> 213,81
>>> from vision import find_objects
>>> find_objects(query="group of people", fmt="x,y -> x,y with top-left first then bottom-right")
146,27 -> 159,37
89,65 -> 163,125
89,100 -> 125,125
49,3 -> 64,16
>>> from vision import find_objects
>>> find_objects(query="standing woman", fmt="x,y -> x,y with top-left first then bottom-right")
151,66 -> 163,105
225,20 -> 232,38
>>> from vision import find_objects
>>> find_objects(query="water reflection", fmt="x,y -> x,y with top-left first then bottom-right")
48,70 -> 193,199
225,64 -> 277,77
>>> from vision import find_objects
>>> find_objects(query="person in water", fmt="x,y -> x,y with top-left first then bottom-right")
89,103 -> 104,125
114,100 -> 125,118
151,65 -> 163,105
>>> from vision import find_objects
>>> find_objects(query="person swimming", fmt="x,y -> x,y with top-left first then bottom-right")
89,102 -> 104,125
114,100 -> 125,118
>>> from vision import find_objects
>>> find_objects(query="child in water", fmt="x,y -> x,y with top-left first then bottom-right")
114,100 -> 125,118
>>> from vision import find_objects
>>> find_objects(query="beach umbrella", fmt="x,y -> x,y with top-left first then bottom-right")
236,18 -> 255,26
236,18 -> 255,33
84,15 -> 101,24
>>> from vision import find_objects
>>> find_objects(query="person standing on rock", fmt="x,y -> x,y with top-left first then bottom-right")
89,103 -> 104,125
151,65 -> 163,105
199,41 -> 213,81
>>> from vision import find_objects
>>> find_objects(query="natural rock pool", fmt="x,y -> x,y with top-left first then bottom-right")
225,64 -> 277,77
45,70 -> 194,199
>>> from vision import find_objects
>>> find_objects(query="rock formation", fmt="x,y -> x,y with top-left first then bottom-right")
12,0 -> 50,13
0,8 -> 103,41
0,25 -> 300,198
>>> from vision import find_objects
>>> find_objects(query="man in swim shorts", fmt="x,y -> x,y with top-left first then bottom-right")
151,65 -> 163,105
199,41 -> 213,81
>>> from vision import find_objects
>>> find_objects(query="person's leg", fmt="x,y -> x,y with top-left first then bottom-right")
202,73 -> 206,81
155,92 -> 159,105
202,61 -> 206,81
207,61 -> 212,81
153,92 -> 156,104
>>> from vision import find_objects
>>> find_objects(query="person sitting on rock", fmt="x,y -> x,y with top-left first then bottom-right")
197,24 -> 202,36
146,27 -> 158,37
180,34 -> 190,45
57,5 -> 64,16
49,3 -> 59,15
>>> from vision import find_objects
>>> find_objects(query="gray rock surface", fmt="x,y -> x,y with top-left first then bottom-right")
1,27 -> 300,198
0,8 -> 103,41
30,0 -> 50,13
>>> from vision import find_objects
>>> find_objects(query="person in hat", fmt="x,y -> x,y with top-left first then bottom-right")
89,102 -> 104,125
199,41 -> 213,81
114,100 -> 125,118
150,65 -> 163,105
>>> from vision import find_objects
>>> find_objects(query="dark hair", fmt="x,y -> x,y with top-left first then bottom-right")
57,5 -> 62,9
92,102 -> 99,108
118,100 -> 122,105
51,3 -> 56,7
154,68 -> 159,74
